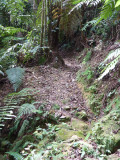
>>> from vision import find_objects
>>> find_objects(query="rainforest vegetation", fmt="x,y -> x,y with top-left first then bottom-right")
0,0 -> 120,159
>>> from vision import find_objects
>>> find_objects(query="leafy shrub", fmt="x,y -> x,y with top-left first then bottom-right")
0,43 -> 22,69
0,25 -> 26,46
0,25 -> 25,38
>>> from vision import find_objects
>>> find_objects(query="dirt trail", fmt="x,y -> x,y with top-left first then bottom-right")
24,56 -> 90,119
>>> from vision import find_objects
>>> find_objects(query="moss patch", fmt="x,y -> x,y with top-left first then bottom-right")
56,128 -> 84,141
56,119 -> 89,141
71,118 -> 88,131
92,108 -> 120,152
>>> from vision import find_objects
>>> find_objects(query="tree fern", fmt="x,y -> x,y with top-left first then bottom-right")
6,67 -> 25,91
6,151 -> 24,160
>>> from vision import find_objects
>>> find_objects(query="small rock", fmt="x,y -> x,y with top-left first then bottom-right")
94,40 -> 103,52
59,115 -> 71,122
64,106 -> 71,111
66,135 -> 79,142
76,110 -> 88,121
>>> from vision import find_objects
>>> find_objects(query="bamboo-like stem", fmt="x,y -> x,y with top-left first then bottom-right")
40,0 -> 45,47
44,0 -> 47,46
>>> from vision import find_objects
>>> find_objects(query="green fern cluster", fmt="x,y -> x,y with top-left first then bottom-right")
0,88 -> 38,130
4,88 -> 37,106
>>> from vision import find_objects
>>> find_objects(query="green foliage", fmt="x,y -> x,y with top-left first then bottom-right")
88,84 -> 97,93
97,0 -> 120,23
83,49 -> 92,63
6,151 -> 24,160
25,142 -> 64,160
69,0 -> 102,14
11,135 -> 34,152
104,97 -> 120,114
0,65 -> 4,76
52,104 -> 60,110
4,88 -> 38,106
24,124 -> 63,160
18,120 -> 29,137
0,105 -> 17,130
0,43 -> 22,69
0,88 -> 38,130
89,94 -> 102,114
69,0 -> 120,23
34,124 -> 59,141
0,25 -> 26,39
98,48 -> 120,80
6,67 -> 25,91
0,0 -> 31,26
2,36 -> 24,47
92,122 -> 116,154
17,103 -> 36,120
77,67 -> 94,84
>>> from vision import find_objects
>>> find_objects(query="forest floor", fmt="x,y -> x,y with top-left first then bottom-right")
0,48 -> 120,159
22,55 -> 92,122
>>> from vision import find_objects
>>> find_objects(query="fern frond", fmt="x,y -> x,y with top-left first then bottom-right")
18,120 -> 29,137
4,88 -> 39,106
6,67 -> 25,91
68,0 -> 102,14
0,70 -> 4,76
98,48 -> 120,80
0,65 -> 4,75
6,151 -> 24,160
0,105 -> 18,130
17,103 -> 36,120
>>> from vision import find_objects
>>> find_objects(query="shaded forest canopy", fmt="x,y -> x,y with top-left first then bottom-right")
0,0 -> 120,159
